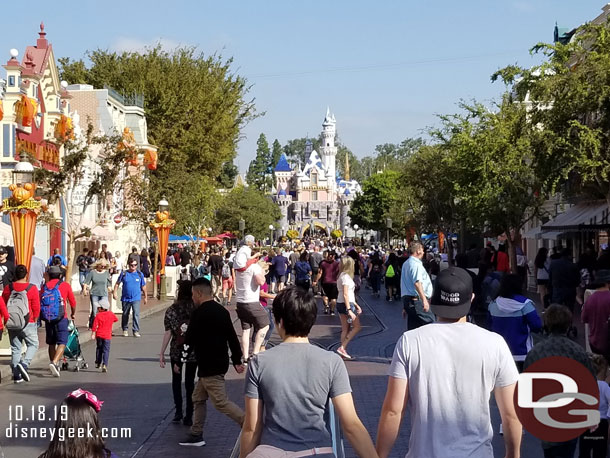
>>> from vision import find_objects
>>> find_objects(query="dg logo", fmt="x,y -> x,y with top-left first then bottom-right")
514,356 -> 600,441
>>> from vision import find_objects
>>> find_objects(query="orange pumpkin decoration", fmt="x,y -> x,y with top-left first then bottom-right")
144,149 -> 157,170
10,183 -> 35,204
156,211 -> 168,222
14,95 -> 37,127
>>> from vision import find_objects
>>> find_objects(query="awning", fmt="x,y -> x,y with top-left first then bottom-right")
523,226 -> 541,239
0,221 -> 13,244
77,220 -> 118,241
540,231 -> 564,240
542,201 -> 610,232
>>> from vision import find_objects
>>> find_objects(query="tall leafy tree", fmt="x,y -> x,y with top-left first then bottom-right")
283,137 -> 320,168
348,170 -> 400,231
493,19 -> 610,208
215,186 -> 281,239
247,133 -> 272,192
59,45 -> 258,226
217,161 -> 239,189
270,139 -> 283,173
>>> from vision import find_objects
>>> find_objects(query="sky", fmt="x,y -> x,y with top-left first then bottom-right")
1,1 -> 604,172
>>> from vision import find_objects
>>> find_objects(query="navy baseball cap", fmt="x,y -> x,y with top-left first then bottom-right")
430,268 -> 473,319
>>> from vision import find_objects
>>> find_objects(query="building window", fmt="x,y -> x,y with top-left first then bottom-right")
312,191 -> 318,201
3,125 -> 10,157
8,76 -> 15,87
311,172 -> 318,186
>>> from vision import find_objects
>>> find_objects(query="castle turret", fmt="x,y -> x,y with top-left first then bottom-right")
338,187 -> 354,234
320,107 -> 337,193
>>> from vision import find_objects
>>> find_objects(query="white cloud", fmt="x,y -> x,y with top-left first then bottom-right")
111,36 -> 182,53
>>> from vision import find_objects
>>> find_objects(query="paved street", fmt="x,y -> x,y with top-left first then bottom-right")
0,287 -> 549,457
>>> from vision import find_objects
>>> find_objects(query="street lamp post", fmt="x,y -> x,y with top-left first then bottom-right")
150,197 -> 175,301
269,224 -> 274,247
386,217 -> 393,247
0,155 -> 42,275
353,224 -> 359,244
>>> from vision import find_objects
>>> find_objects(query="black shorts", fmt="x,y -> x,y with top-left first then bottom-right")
322,283 -> 338,301
236,302 -> 269,331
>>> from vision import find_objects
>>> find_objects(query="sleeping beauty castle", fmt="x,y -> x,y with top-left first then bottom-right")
273,108 -> 361,238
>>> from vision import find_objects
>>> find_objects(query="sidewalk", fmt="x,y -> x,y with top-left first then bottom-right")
0,292 -> 172,383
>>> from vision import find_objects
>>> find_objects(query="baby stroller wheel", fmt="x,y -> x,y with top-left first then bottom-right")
61,362 -> 69,371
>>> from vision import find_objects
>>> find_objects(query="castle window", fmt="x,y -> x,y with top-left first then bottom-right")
311,172 -> 318,186
312,191 -> 318,201
8,76 -> 15,87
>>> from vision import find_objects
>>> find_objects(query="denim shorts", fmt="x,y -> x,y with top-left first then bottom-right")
45,317 -> 69,345
336,302 -> 356,315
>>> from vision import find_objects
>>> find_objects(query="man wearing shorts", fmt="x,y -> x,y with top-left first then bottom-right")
235,257 -> 269,362
43,266 -> 76,377
221,252 -> 235,305
309,245 -> 323,295
316,251 -> 339,315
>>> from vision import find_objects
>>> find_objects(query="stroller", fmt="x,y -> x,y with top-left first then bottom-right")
61,321 -> 88,372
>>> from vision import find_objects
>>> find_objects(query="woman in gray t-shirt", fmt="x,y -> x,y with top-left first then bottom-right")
240,288 -> 378,458
83,260 -> 112,329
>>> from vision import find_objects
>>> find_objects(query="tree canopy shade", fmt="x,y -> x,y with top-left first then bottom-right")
59,45 -> 259,229
215,186 -> 281,239
348,170 -> 400,231
492,18 -> 610,208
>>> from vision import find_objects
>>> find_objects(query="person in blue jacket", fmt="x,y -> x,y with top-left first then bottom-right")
488,273 -> 542,372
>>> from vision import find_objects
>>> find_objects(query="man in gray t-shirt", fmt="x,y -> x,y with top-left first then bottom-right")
240,287 -> 378,458
377,268 -> 521,458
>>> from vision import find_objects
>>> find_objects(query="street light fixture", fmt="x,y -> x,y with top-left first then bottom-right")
386,217 -> 393,246
269,224 -> 274,246
158,197 -> 169,212
353,224 -> 359,243
14,154 -> 34,186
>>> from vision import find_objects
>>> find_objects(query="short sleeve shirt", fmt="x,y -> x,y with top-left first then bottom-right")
235,263 -> 262,303
319,260 -> 339,284
389,322 -> 518,457
245,343 -> 351,452
401,256 -> 432,298
337,272 -> 355,304
118,271 -> 145,302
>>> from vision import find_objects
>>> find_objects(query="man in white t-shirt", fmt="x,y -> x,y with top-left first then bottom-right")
235,254 -> 268,363
376,267 -> 521,458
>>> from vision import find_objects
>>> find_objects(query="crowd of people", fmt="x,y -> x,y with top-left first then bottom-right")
3,235 -> 610,457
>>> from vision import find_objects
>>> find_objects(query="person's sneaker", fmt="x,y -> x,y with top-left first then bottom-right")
13,373 -> 23,384
336,347 -> 352,360
323,307 -> 329,314
172,412 -> 183,423
101,365 -> 108,373
134,332 -> 141,338
123,330 -> 129,337
183,417 -> 192,426
330,311 -> 335,316
179,434 -> 206,446
17,363 -> 30,382
49,362 -> 60,378
95,363 -> 101,369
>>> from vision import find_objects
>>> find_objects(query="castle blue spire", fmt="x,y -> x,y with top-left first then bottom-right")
274,153 -> 292,172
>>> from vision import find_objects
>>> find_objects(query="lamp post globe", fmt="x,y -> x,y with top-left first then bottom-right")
269,224 -> 274,247
158,197 -> 169,212
13,155 -> 34,186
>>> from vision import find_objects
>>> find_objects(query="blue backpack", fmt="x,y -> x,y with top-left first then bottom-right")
40,281 -> 65,323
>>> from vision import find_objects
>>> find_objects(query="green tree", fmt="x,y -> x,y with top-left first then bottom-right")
215,186 -> 281,239
493,19 -> 610,208
247,133 -> 272,192
34,125 -> 141,280
270,139 -> 283,174
217,161 -> 239,189
283,137 -> 320,167
59,45 -> 258,220
348,170 -> 400,231
435,100 -> 550,270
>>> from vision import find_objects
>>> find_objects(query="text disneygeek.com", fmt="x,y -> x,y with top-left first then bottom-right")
5,424 -> 132,441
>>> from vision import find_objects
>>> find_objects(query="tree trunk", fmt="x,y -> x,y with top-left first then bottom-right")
66,234 -> 76,288
507,230 -> 520,274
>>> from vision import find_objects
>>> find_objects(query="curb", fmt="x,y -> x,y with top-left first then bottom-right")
0,300 -> 172,384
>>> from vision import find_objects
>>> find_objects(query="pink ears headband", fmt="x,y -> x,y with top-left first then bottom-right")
68,388 -> 104,412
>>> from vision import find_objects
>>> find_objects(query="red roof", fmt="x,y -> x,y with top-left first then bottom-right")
21,23 -> 52,77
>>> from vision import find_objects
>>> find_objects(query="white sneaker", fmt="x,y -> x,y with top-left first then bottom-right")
123,330 -> 129,337
134,332 -> 141,338
49,362 -> 60,378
